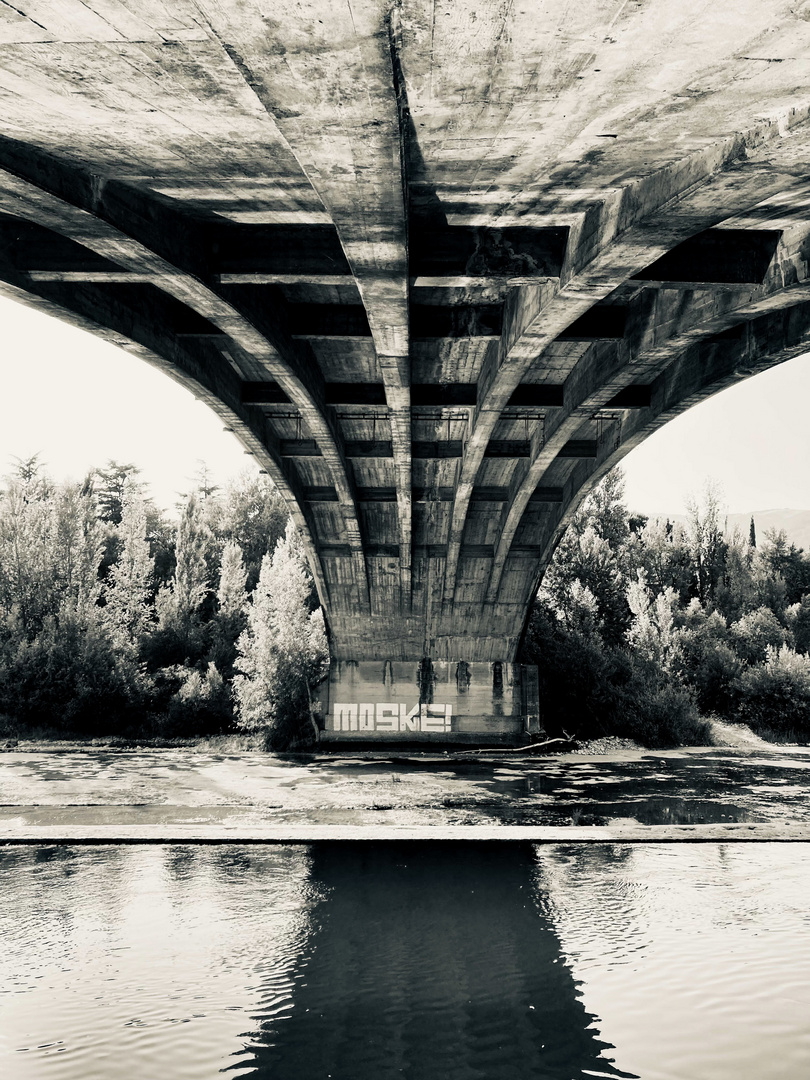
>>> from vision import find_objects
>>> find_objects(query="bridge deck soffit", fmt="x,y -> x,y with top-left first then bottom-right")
1,3 -> 810,657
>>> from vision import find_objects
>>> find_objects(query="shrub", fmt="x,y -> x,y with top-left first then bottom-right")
158,662 -> 233,738
0,606 -> 150,736
674,631 -> 743,719
233,525 -> 329,749
730,606 -> 790,665
785,595 -> 810,655
736,645 -> 810,737
521,602 -> 712,747
614,674 -> 712,748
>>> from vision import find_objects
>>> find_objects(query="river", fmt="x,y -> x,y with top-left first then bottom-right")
2,841 -> 809,1079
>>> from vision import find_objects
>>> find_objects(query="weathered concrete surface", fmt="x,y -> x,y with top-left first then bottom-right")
3,3 -> 810,664
5,824 -> 810,845
3,746 -> 810,842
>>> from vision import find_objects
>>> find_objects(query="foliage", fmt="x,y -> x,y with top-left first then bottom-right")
102,490 -> 155,647
685,482 -> 727,605
233,523 -> 329,748
524,467 -> 810,747
540,470 -> 633,644
209,540 -> 248,676
145,495 -> 215,668
158,662 -> 233,738
0,468 -> 102,636
6,450 -> 810,751
786,595 -> 810,655
0,459 -> 330,748
0,604 -> 149,735
729,606 -> 790,665
671,604 -> 742,718
736,646 -> 810,737
626,571 -> 679,670
208,472 -> 289,590
94,460 -> 143,525
522,600 -> 710,748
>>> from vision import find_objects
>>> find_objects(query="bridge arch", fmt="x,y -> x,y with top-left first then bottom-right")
3,2 -> 810,739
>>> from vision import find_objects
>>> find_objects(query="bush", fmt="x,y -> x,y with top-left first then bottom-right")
675,631 -> 743,718
522,603 -> 617,741
736,645 -> 810,737
730,606 -> 790,665
786,595 -> 810,655
157,662 -> 234,738
614,674 -> 712,748
521,602 -> 712,747
0,608 -> 150,736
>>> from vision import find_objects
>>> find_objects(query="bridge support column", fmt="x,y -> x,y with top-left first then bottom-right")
314,659 -> 540,747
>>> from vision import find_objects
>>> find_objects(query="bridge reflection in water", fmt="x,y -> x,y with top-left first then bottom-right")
242,844 -> 634,1080
0,843 -> 634,1080
6,841 -> 810,1079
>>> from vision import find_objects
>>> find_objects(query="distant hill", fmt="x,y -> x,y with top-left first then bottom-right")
642,509 -> 810,551
726,510 -> 810,551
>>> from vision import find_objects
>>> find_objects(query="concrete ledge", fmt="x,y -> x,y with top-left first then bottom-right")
318,730 -> 529,747
3,824 -> 810,845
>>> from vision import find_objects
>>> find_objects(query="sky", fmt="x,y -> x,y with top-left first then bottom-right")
1,292 -> 809,515
0,295 -> 258,509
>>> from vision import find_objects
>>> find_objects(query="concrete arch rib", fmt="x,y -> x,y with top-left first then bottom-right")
506,296 -> 810,631
441,104 -> 810,605
0,141 -> 371,614
197,0 -> 414,612
0,275 -> 331,609
486,201 -> 810,602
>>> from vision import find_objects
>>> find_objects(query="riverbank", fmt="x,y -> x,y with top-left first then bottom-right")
2,742 -> 810,844
0,716 -> 783,756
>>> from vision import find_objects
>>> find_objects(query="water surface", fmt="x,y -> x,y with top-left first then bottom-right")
1,843 -> 809,1079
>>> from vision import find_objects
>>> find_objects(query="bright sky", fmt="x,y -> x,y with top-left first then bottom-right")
620,353 -> 810,515
0,295 -> 258,509
1,292 -> 808,515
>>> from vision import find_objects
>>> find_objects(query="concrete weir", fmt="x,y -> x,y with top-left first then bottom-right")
3,4 -> 810,743
4,824 -> 810,845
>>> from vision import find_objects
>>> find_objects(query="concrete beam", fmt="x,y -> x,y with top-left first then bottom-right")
201,0 -> 415,611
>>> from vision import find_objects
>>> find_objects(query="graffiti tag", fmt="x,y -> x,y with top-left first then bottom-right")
331,702 -> 452,733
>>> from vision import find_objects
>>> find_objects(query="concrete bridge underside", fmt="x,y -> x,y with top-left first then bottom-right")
2,1 -> 810,674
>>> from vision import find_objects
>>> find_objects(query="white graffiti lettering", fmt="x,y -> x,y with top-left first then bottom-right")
332,703 -> 453,733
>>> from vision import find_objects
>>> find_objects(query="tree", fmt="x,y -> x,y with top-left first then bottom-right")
757,529 -> 810,607
217,540 -> 248,619
190,459 -> 219,501
149,495 -> 214,666
685,482 -> 726,605
102,490 -> 155,646
173,495 -> 213,617
233,523 -> 329,747
730,606 -> 791,665
215,471 -> 290,590
94,461 -> 142,525
209,540 -> 248,676
736,645 -> 810,737
10,453 -> 44,485
715,528 -> 757,623
786,595 -> 810,655
0,472 -> 102,636
635,517 -> 692,600
673,601 -> 741,718
542,523 -> 630,644
626,571 -> 679,671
